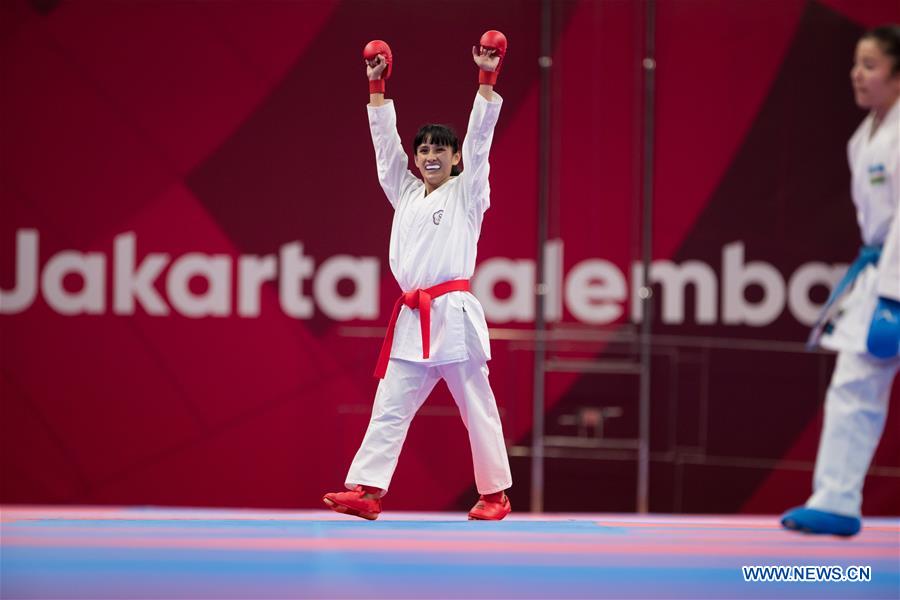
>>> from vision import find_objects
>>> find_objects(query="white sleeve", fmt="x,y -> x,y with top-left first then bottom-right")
875,109 -> 899,300
876,197 -> 899,301
367,100 -> 418,208
459,92 -> 503,213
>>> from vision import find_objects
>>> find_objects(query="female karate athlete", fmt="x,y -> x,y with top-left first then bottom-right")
782,24 -> 900,537
323,31 -> 513,521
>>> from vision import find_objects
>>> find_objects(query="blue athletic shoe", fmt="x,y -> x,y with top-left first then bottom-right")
780,506 -> 861,537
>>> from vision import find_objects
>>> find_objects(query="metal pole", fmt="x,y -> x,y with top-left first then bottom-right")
637,0 -> 657,515
531,0 -> 553,514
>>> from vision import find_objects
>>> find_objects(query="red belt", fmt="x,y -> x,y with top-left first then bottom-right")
374,279 -> 471,378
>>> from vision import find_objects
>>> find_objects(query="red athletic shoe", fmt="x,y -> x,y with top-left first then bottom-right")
468,492 -> 511,520
323,486 -> 382,520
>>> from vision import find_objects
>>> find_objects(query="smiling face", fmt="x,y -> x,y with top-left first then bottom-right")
412,124 -> 461,194
850,37 -> 900,114
414,137 -> 461,192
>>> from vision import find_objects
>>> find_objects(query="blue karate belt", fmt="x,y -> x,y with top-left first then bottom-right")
806,244 -> 882,350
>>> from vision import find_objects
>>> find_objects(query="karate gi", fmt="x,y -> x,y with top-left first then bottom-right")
344,93 -> 513,497
807,98 -> 900,517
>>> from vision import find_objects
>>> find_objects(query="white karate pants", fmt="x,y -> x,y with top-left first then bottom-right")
806,351 -> 899,516
345,358 -> 512,497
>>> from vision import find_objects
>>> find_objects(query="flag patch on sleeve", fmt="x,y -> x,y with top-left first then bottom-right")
868,163 -> 886,185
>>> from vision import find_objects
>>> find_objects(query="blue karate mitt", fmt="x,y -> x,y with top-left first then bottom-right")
867,297 -> 900,359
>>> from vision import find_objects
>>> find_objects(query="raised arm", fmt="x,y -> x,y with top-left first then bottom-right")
364,40 -> 391,106
473,30 -> 507,100
364,40 -> 416,207
461,31 -> 507,212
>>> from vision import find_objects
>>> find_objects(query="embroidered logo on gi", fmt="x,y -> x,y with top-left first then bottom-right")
433,210 -> 444,225
868,163 -> 886,185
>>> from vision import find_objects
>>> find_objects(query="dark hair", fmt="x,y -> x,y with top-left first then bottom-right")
413,124 -> 461,175
861,24 -> 900,75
